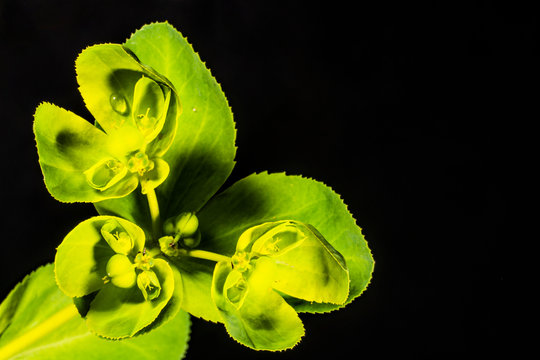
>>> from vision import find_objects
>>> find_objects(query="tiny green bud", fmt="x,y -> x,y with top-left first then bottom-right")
181,231 -> 201,249
174,212 -> 199,237
162,218 -> 176,235
163,212 -> 201,248
137,270 -> 161,301
106,254 -> 136,288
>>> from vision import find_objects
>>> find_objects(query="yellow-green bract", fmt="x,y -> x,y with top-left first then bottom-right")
54,216 -> 179,339
34,44 -> 180,203
211,220 -> 350,350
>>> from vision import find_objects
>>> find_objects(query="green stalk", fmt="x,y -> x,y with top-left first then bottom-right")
180,249 -> 231,263
146,187 -> 161,239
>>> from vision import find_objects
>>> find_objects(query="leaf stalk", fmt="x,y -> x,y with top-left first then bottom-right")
180,249 -> 231,263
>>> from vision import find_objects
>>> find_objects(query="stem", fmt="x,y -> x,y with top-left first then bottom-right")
0,304 -> 79,360
146,246 -> 161,258
180,249 -> 232,263
146,187 -> 161,239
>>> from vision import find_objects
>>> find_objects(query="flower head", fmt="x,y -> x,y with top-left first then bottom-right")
34,44 -> 180,202
54,216 -> 175,339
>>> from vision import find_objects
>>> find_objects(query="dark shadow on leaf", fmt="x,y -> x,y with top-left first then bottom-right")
107,69 -> 142,114
56,129 -> 89,151
91,221 -> 115,280
73,292 -> 97,317
95,192 -> 153,238
196,175 -> 269,256
161,147 -> 236,222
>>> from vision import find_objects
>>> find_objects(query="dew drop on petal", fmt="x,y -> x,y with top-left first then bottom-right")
110,93 -> 128,115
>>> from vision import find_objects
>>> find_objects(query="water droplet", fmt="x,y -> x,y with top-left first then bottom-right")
110,93 -> 128,115
192,107 -> 197,112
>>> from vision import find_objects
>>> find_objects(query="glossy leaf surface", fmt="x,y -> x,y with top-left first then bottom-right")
0,264 -> 190,360
212,262 -> 304,350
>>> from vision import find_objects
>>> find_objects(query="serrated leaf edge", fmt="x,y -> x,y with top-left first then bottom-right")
124,21 -> 238,168
206,170 -> 375,315
218,309 -> 306,352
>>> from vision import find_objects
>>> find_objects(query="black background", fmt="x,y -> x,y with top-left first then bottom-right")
0,0 -> 528,358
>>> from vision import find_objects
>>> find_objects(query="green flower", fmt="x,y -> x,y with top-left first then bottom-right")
34,44 -> 180,202
211,221 -> 350,350
54,216 -> 175,339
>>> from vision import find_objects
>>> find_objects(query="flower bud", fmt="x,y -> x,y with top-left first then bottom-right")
162,218 -> 176,235
174,212 -> 199,237
181,231 -> 201,249
106,254 -> 136,288
163,212 -> 201,249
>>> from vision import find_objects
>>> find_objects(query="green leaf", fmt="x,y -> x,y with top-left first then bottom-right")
199,172 -> 374,313
211,261 -> 304,350
55,216 -> 145,298
86,258 -> 175,338
98,22 -> 236,222
33,103 -> 139,203
169,257 -> 222,323
0,264 -> 190,360
93,192 -> 152,236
